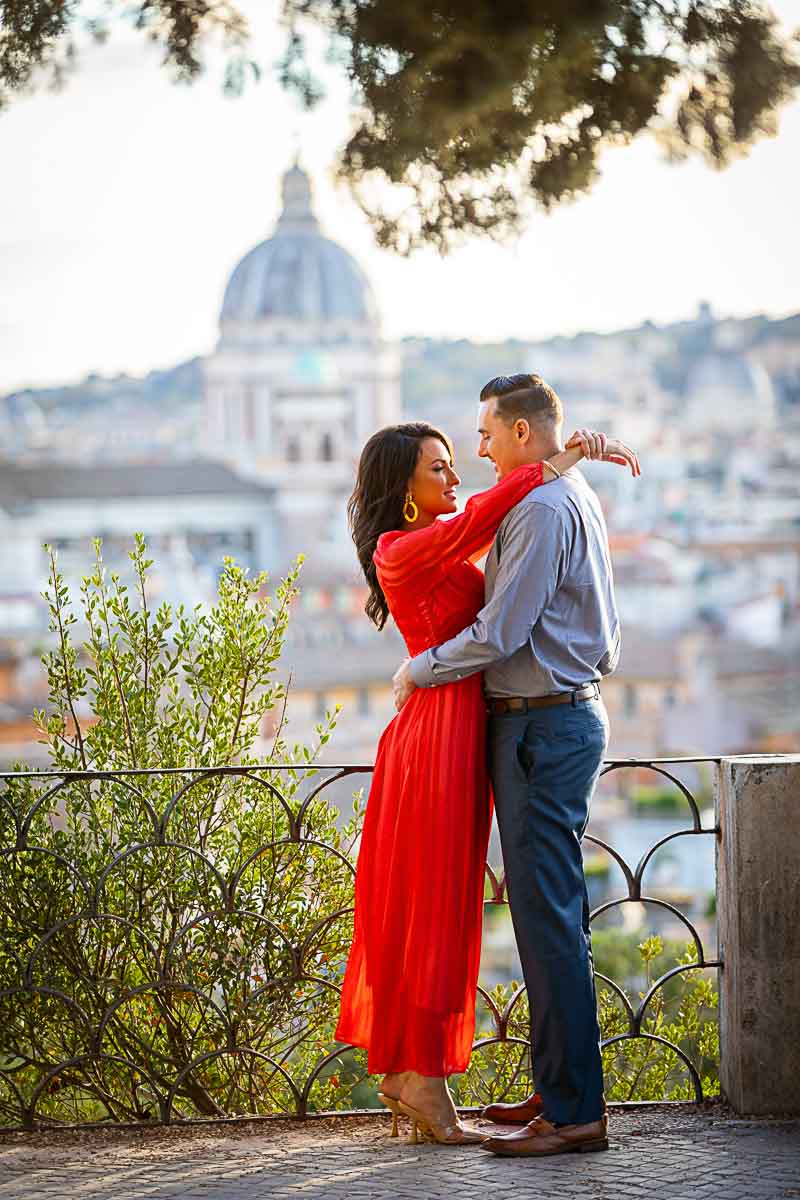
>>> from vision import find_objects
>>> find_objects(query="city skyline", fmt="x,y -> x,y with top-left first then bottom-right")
0,0 -> 798,393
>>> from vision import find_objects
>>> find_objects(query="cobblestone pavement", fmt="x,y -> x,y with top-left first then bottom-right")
0,1104 -> 798,1200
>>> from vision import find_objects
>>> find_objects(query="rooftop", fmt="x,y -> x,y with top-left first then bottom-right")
0,461 -> 274,508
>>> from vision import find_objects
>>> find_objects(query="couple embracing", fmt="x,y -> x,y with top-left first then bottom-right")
334,374 -> 641,1157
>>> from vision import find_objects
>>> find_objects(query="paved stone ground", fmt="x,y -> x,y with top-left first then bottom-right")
0,1103 -> 798,1200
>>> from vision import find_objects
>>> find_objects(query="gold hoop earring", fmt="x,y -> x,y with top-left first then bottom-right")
403,492 -> 419,523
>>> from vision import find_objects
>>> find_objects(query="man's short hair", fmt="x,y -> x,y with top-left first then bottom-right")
479,373 -> 541,402
480,373 -> 563,429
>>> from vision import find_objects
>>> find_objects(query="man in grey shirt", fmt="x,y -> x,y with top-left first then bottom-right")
407,445 -> 621,699
393,374 -> 640,1158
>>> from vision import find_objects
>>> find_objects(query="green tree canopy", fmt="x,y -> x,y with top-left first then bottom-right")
2,1 -> 798,251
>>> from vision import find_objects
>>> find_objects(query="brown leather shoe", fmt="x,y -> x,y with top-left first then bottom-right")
481,1113 -> 609,1157
480,1091 -> 545,1125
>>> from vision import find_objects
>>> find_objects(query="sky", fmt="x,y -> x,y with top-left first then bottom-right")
0,0 -> 798,393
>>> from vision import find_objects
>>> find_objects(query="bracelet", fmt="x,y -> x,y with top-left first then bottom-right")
542,459 -> 562,479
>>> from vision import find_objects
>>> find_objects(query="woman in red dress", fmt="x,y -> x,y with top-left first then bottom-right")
334,421 -> 617,1144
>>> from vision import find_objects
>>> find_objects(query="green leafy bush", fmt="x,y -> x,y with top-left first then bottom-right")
0,536 -> 364,1127
631,785 -> 687,815
599,935 -> 719,1102
454,935 -> 719,1106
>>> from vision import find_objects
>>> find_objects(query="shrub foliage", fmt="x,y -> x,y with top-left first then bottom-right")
0,536 -> 364,1126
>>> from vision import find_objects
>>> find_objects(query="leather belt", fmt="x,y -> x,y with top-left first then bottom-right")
486,683 -> 600,714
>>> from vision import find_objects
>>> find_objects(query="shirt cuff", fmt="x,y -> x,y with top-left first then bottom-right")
408,650 -> 437,688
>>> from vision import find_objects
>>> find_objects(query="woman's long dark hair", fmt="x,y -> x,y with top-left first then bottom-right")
348,422 -> 453,630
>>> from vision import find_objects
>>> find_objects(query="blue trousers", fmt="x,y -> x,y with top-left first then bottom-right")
488,696 -> 609,1126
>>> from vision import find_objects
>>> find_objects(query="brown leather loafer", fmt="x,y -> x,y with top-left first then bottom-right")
481,1114 -> 609,1157
480,1091 -> 545,1125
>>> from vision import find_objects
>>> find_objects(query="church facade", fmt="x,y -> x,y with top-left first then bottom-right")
203,164 -> 402,568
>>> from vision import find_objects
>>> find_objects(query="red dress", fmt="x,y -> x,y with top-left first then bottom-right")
334,463 -> 547,1076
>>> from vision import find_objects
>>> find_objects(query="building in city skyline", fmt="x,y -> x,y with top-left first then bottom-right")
202,162 -> 402,568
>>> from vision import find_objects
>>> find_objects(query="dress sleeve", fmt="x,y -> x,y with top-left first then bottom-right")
374,462 -> 546,586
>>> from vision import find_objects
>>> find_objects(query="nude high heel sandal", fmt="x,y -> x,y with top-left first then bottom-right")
377,1092 -> 400,1137
398,1099 -> 485,1146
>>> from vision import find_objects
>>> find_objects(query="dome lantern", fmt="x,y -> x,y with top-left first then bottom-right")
277,163 -> 319,232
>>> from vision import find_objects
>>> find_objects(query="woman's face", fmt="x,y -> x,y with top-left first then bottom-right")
408,437 -> 461,519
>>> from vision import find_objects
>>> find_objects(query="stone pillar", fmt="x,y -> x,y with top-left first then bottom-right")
717,755 -> 800,1116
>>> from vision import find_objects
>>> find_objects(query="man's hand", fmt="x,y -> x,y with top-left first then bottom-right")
392,658 -> 417,712
566,429 -> 641,477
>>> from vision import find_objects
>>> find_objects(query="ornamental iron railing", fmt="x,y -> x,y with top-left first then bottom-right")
0,758 -> 721,1130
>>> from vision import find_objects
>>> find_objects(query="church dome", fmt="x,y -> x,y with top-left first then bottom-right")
220,165 -> 379,329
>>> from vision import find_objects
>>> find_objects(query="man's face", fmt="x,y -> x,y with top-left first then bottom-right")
477,397 -> 527,479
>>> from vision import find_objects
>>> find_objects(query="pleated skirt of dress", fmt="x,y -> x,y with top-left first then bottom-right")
335,673 -> 492,1076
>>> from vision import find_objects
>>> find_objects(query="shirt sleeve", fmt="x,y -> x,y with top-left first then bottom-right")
374,462 -> 545,586
598,625 -> 621,676
407,500 -> 568,688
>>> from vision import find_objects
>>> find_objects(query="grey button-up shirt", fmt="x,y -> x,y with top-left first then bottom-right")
407,468 -> 621,697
